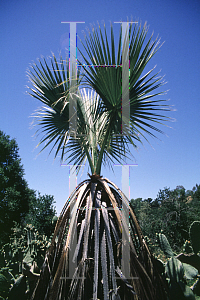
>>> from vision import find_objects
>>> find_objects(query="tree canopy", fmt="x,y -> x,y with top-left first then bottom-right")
25,192 -> 56,237
0,130 -> 30,243
131,184 -> 200,252
0,130 -> 57,245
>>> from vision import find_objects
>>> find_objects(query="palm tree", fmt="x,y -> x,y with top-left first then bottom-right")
28,21 -> 171,300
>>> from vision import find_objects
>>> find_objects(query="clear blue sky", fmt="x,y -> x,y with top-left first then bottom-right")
1,0 -> 200,214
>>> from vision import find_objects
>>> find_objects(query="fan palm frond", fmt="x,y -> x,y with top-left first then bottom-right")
28,55 -> 132,173
78,21 -> 172,173
28,55 -> 105,172
27,54 -> 80,161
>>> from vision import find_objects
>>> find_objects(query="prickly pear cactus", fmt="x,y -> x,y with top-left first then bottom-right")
189,221 -> 200,255
156,230 -> 198,299
183,240 -> 193,254
0,223 -> 52,299
157,232 -> 174,258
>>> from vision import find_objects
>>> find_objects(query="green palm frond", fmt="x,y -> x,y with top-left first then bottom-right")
28,22 -> 172,176
78,21 -> 172,173
28,55 -> 102,172
28,55 -> 133,174
27,54 -> 80,161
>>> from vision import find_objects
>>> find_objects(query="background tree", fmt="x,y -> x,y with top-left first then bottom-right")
0,131 -> 30,244
152,187 -> 189,251
131,184 -> 200,253
187,184 -> 200,221
25,192 -> 57,237
0,130 -> 57,245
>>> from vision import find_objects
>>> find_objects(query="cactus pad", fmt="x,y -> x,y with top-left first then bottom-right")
189,221 -> 200,255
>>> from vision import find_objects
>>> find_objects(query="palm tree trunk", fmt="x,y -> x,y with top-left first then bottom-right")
31,176 -> 168,300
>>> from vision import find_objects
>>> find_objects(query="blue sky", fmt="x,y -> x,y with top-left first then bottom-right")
1,0 -> 200,214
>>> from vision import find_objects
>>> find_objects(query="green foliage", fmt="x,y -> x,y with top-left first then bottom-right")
0,271 -> 12,299
166,256 -> 184,282
177,253 -> 200,297
183,241 -> 194,254
8,275 -> 27,300
28,22 -> 172,176
0,131 -> 30,245
24,193 -> 56,238
155,231 -> 200,299
0,131 -> 57,246
0,130 -> 57,298
166,258 -> 197,299
157,233 -> 174,258
190,222 -> 200,255
1,223 -> 51,271
182,263 -> 199,280
131,185 -> 200,253
0,222 -> 52,299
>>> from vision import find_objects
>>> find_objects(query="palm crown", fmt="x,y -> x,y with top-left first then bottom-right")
28,22 -> 171,300
28,22 -> 170,176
